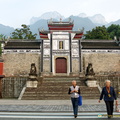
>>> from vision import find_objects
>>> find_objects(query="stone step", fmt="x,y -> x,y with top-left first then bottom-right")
43,79 -> 84,81
43,77 -> 85,80
44,76 -> 84,78
39,84 -> 85,87
25,89 -> 99,93
41,83 -> 85,86
40,84 -> 85,87
24,90 -> 99,94
43,79 -> 82,82
42,81 -> 85,85
23,91 -> 100,95
34,86 -> 98,89
22,76 -> 99,100
42,81 -> 83,84
42,80 -> 84,83
25,87 -> 99,92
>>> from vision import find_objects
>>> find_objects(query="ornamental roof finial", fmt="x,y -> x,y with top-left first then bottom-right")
60,18 -> 62,23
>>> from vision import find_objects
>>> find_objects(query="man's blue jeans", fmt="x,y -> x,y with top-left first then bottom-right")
71,97 -> 79,116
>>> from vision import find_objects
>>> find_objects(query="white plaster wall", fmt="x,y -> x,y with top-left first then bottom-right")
53,40 -> 57,50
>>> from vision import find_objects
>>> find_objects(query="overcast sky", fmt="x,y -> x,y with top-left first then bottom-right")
0,0 -> 120,28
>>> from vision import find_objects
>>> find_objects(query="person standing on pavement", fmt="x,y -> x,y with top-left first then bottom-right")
68,80 -> 81,118
98,80 -> 118,119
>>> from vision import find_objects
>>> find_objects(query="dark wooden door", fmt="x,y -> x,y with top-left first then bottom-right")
56,58 -> 67,73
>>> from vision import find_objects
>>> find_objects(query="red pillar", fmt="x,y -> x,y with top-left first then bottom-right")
0,62 -> 3,75
0,60 -> 5,98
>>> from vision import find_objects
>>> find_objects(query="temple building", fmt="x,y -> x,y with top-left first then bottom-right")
39,19 -> 84,76
0,19 -> 120,99
1,19 -> 120,77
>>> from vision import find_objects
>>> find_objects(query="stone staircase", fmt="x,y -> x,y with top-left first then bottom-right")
21,76 -> 100,100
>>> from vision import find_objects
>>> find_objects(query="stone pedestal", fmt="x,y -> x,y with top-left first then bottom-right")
27,73 -> 38,88
86,75 -> 97,87
86,80 -> 97,87
29,75 -> 37,80
26,81 -> 38,88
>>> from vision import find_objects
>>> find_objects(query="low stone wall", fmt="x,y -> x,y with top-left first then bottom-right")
82,53 -> 120,75
96,76 -> 120,97
2,77 -> 27,98
2,53 -> 40,77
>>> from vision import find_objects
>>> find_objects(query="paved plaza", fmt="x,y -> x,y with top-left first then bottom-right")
0,99 -> 119,112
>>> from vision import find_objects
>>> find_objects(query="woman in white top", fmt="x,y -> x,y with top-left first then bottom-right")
68,80 -> 80,118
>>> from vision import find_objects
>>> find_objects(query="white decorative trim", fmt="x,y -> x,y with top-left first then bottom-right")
82,50 -> 120,53
3,49 -> 41,54
53,32 -> 69,35
44,49 -> 50,56
72,48 -> 79,57
71,33 -> 76,39
52,50 -> 69,54
52,32 -> 69,40
53,40 -> 57,50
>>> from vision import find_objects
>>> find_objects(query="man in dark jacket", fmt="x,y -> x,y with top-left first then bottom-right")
98,80 -> 118,119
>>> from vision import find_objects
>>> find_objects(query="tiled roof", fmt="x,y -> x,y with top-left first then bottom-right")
81,40 -> 120,49
4,40 -> 120,50
48,21 -> 74,26
4,41 -> 41,49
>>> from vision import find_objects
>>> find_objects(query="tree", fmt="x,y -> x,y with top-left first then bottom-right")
85,26 -> 111,40
11,24 -> 37,40
0,34 -> 6,41
107,24 -> 120,39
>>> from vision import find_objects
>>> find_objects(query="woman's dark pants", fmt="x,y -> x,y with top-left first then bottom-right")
105,101 -> 114,117
71,98 -> 79,116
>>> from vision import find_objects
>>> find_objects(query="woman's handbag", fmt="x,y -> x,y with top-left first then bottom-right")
78,95 -> 82,106
115,104 -> 120,112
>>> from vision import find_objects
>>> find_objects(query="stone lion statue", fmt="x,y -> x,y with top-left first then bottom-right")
29,63 -> 37,76
86,63 -> 95,76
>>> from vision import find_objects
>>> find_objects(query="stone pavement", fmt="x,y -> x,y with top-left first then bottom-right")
0,99 -> 119,112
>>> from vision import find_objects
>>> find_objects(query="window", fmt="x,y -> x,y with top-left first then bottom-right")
59,41 -> 64,49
